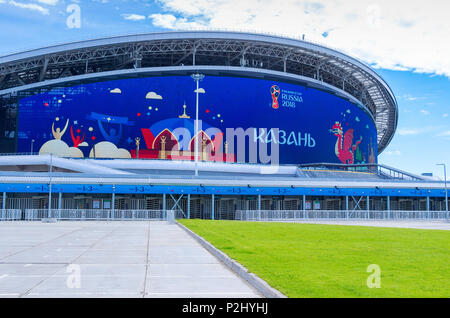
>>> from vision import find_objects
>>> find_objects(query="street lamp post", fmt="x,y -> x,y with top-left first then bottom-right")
48,153 -> 53,218
191,73 -> 205,177
437,163 -> 448,219
30,139 -> 35,155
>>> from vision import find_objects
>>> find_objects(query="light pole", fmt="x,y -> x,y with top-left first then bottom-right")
30,139 -> 35,155
437,163 -> 448,219
191,73 -> 205,177
48,153 -> 53,218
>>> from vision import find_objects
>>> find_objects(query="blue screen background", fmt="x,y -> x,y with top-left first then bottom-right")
17,75 -> 378,164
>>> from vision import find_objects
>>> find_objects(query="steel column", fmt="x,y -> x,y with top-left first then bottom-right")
163,193 -> 166,212
303,195 -> 306,219
387,196 -> 390,219
187,194 -> 190,219
58,192 -> 62,219
111,192 -> 115,220
366,196 -> 370,219
257,195 -> 261,219
1,192 -> 5,220
211,194 -> 215,220
48,153 -> 53,218
345,196 -> 349,219
426,196 -> 430,219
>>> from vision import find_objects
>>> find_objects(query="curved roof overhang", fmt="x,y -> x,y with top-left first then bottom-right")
0,30 -> 398,152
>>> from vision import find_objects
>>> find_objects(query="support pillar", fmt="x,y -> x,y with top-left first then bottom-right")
187,194 -> 190,219
366,196 -> 370,219
345,196 -> 349,219
211,194 -> 215,220
303,195 -> 306,219
58,192 -> 62,219
1,192 -> 6,220
163,193 -> 166,212
111,192 -> 115,220
426,196 -> 430,219
387,196 -> 390,219
257,195 -> 261,220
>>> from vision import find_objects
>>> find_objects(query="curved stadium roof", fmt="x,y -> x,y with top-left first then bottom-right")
0,30 -> 398,153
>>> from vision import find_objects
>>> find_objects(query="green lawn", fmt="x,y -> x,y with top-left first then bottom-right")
179,219 -> 450,298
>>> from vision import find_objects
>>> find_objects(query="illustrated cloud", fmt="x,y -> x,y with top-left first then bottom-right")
194,88 -> 205,94
146,91 -> 163,99
110,88 -> 122,94
89,141 -> 131,159
39,139 -> 84,158
78,141 -> 89,147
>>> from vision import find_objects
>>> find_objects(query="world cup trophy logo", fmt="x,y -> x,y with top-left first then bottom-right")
270,85 -> 280,109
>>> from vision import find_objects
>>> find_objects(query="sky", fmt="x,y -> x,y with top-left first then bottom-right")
0,0 -> 449,179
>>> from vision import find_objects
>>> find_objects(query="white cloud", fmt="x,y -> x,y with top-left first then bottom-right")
121,13 -> 146,21
397,128 -> 422,136
420,109 -> 430,115
436,131 -> 450,137
9,0 -> 49,14
384,150 -> 401,156
443,113 -> 448,118
35,0 -> 58,5
110,88 -> 122,93
145,91 -> 163,99
149,13 -> 206,29
194,87 -> 205,93
152,0 -> 450,77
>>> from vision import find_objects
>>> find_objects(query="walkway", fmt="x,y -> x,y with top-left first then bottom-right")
0,221 -> 261,298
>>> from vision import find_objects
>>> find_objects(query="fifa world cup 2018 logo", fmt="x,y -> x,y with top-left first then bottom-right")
270,85 -> 280,109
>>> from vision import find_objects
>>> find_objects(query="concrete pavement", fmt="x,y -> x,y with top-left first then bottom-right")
0,221 -> 261,298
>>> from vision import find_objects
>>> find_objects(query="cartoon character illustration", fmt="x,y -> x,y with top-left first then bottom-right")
70,126 -> 85,148
99,122 -> 122,145
51,119 -> 69,140
86,112 -> 133,145
330,122 -> 362,164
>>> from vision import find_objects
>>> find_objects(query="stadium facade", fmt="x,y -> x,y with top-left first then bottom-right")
0,31 -> 447,220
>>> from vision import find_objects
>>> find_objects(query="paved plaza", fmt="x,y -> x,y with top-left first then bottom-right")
0,221 -> 261,298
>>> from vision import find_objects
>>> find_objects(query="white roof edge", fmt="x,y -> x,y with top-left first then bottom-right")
0,155 -> 130,175
0,30 -> 395,104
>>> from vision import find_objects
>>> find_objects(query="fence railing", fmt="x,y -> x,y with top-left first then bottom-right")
0,209 -> 22,221
235,210 -> 449,221
0,209 -> 183,221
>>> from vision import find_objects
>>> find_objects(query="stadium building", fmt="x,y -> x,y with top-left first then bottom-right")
0,31 -> 447,220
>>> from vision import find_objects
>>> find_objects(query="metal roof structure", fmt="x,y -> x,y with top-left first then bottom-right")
0,30 -> 398,152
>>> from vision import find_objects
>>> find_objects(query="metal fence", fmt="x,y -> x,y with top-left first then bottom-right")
0,209 -> 183,221
0,209 -> 22,221
235,210 -> 449,221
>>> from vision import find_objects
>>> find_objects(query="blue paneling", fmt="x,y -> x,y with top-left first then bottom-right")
0,183 -> 445,198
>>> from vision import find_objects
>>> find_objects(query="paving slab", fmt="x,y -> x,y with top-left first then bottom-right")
0,221 -> 261,298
